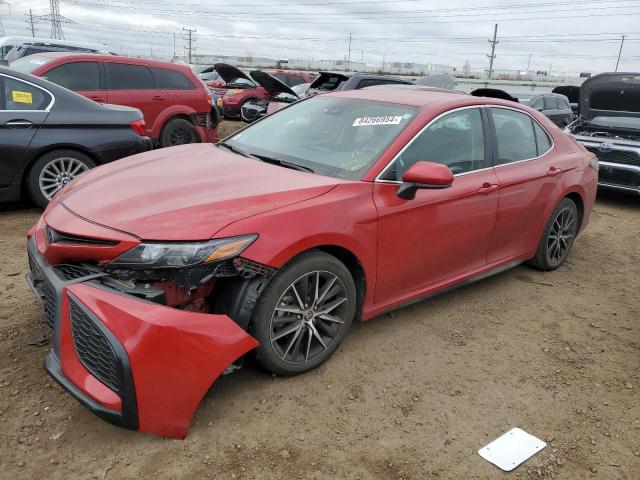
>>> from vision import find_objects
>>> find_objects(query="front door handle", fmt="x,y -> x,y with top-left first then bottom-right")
152,95 -> 167,100
477,183 -> 499,194
5,120 -> 33,129
547,167 -> 560,177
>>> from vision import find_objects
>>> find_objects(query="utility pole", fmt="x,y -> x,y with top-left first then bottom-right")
172,33 -> 176,62
615,34 -> 626,72
49,0 -> 64,39
183,27 -> 196,64
526,53 -> 532,73
0,0 -> 9,36
28,9 -> 36,37
487,23 -> 498,79
347,33 -> 352,72
548,63 -> 552,77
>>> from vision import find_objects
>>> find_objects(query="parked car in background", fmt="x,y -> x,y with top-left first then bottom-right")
512,92 -> 574,128
215,64 -> 314,119
0,36 -> 109,60
413,73 -> 458,90
567,72 -> 640,195
553,85 -> 580,116
11,53 -> 219,147
26,87 -> 595,438
0,67 -> 150,206
305,72 -> 412,96
241,70 -> 299,123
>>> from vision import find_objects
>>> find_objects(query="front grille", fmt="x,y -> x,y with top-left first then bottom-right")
69,299 -> 120,392
241,105 -> 260,122
586,146 -> 640,167
29,254 -> 56,329
46,227 -> 118,247
54,264 -> 96,281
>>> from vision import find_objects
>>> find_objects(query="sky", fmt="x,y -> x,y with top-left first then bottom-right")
1,0 -> 639,75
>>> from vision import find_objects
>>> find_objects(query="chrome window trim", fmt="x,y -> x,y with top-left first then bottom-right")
0,72 -> 55,112
374,103 -> 554,183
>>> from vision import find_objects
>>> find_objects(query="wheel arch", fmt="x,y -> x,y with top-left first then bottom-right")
564,190 -> 585,231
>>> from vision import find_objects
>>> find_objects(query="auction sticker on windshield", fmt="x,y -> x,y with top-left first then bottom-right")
352,115 -> 403,126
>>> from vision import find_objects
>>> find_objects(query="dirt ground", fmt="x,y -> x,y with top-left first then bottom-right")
0,134 -> 638,479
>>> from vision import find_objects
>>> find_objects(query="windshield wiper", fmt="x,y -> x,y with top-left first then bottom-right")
252,154 -> 315,173
218,143 -> 258,159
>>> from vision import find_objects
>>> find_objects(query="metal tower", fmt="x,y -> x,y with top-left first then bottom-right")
49,0 -> 64,39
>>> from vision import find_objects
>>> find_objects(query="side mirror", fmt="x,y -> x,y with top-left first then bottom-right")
396,161 -> 454,200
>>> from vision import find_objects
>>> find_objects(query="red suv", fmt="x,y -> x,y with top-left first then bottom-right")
215,63 -> 314,118
11,53 -> 219,147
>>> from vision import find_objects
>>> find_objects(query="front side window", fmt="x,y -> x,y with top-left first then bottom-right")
43,62 -> 101,91
153,68 -> 195,90
0,75 -> 52,110
224,96 -> 418,180
382,108 -> 485,181
106,63 -> 155,90
491,108 -> 539,164
531,97 -> 544,110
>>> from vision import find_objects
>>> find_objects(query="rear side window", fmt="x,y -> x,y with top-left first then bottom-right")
533,122 -> 552,154
106,63 -> 155,90
544,96 -> 558,110
271,73 -> 303,87
0,75 -> 52,110
490,108 -> 538,164
153,68 -> 196,90
43,62 -> 101,91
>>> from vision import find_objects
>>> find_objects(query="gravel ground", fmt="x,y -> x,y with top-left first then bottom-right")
0,134 -> 638,479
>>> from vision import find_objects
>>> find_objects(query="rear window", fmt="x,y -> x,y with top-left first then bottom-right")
106,63 -> 155,90
153,68 -> 196,90
311,74 -> 347,91
271,73 -> 304,87
8,54 -> 54,74
43,62 -> 101,91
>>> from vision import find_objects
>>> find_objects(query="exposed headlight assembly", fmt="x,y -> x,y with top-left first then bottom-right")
109,235 -> 257,268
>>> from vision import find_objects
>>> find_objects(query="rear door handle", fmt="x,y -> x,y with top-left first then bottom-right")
477,183 -> 499,194
5,120 -> 33,129
152,95 -> 167,100
547,167 -> 560,177
89,96 -> 105,102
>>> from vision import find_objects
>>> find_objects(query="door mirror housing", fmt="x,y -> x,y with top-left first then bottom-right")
396,161 -> 454,200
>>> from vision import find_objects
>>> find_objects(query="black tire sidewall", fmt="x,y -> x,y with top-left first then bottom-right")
160,118 -> 198,148
26,150 -> 95,208
534,198 -> 578,270
251,251 -> 356,376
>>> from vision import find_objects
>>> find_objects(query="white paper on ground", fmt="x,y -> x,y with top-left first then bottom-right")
478,427 -> 547,471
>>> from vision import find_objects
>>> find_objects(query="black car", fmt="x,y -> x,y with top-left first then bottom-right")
0,67 -> 151,207
567,72 -> 640,195
305,72 -> 412,96
512,92 -> 574,128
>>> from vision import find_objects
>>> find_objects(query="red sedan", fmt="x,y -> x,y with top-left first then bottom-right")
26,87 -> 597,438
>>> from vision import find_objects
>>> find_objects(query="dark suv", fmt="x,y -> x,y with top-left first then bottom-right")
513,93 -> 574,128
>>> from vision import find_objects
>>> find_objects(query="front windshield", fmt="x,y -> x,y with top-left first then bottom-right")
223,96 -> 418,180
591,116 -> 640,130
9,54 -> 52,73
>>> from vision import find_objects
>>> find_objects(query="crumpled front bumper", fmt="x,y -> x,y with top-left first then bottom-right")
26,237 -> 259,439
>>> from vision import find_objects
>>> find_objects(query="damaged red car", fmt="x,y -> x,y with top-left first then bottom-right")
27,87 -> 597,439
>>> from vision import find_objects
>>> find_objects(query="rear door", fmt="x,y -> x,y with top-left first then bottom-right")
0,73 -> 52,188
104,62 -> 159,137
486,107 -> 561,262
543,95 -> 561,125
40,60 -> 106,103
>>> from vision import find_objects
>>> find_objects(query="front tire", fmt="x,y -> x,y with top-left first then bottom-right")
26,150 -> 95,208
250,251 -> 356,376
528,198 -> 579,271
159,118 -> 198,148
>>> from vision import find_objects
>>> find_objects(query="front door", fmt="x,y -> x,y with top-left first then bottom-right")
373,107 -> 499,303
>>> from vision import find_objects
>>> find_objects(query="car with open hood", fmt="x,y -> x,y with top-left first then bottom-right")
26,87 -> 596,439
306,72 -> 412,97
567,72 -> 640,195
241,70 -> 300,123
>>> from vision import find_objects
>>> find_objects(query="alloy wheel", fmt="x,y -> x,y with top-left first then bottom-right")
546,207 -> 577,267
170,127 -> 192,145
269,271 -> 349,365
38,157 -> 89,200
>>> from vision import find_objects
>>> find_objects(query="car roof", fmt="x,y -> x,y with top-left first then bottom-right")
327,86 -> 527,110
20,52 -> 192,71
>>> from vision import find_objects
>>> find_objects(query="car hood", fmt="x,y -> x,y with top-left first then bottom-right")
214,63 -> 254,85
249,70 -> 298,98
580,72 -> 640,121
60,144 -> 343,241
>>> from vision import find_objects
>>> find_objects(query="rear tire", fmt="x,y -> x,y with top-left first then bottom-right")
26,150 -> 95,208
159,118 -> 198,148
528,198 -> 579,271
250,250 -> 356,376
